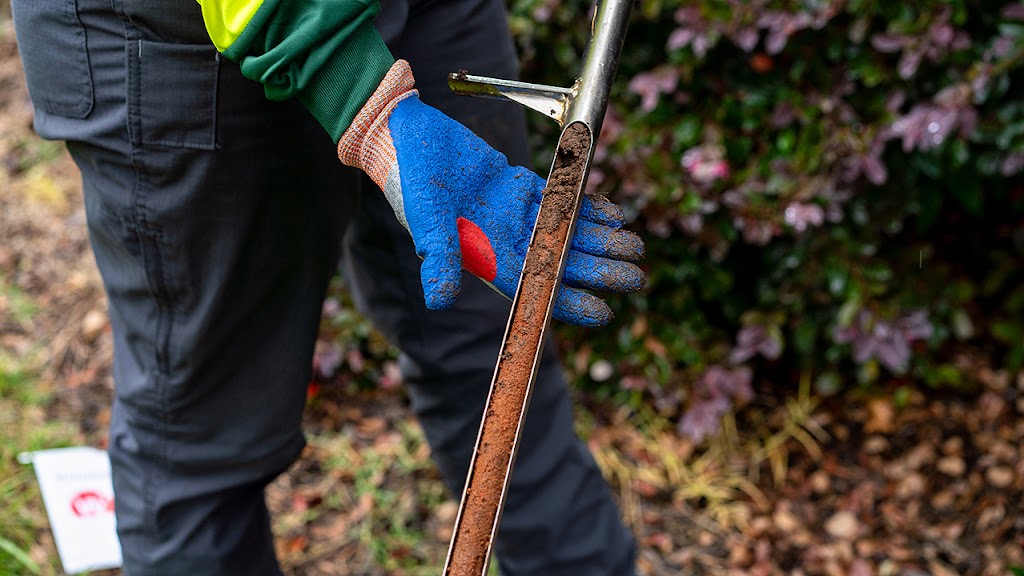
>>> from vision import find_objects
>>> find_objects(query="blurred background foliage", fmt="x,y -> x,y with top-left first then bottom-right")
502,0 -> 1024,440
323,1 -> 1024,443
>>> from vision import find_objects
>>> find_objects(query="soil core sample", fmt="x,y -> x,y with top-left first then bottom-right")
444,122 -> 593,575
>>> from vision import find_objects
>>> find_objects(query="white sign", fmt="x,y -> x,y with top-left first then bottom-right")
20,447 -> 123,574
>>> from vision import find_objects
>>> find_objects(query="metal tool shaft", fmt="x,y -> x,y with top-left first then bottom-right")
564,0 -> 633,133
442,2 -> 634,575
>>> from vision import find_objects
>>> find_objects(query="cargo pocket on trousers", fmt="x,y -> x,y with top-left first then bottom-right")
129,40 -> 220,150
11,0 -> 94,119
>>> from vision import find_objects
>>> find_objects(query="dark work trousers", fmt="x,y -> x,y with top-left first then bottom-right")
11,0 -> 636,574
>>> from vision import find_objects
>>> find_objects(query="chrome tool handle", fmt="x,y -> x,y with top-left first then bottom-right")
448,0 -> 633,136
442,2 -> 635,575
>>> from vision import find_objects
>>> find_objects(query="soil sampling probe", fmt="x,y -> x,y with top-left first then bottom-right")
441,1 -> 635,574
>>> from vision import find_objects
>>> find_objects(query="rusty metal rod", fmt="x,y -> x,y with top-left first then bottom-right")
442,2 -> 635,574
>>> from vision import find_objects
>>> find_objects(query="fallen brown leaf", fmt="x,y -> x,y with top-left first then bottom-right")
824,511 -> 859,540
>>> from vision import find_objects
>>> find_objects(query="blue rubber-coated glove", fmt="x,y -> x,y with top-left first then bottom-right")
338,60 -> 644,327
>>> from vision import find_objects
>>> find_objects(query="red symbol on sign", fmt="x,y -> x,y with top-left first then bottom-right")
70,491 -> 114,517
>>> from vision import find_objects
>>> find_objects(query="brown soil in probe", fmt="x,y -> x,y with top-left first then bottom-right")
445,123 -> 592,575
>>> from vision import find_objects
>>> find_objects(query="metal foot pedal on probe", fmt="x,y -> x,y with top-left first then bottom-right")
441,1 -> 636,574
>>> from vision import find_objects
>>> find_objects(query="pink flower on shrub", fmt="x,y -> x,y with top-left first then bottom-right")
844,137 -> 889,186
679,212 -> 704,235
1002,153 -> 1024,176
870,33 -> 907,54
833,309 -> 933,374
532,7 -> 551,22
667,7 -> 713,57
784,202 -> 825,232
899,310 -> 934,341
770,102 -> 799,128
679,365 -> 753,441
378,360 -> 402,390
884,87 -> 977,152
312,341 -> 343,380
733,27 -> 760,53
667,2 -> 843,58
321,297 -> 341,319
667,27 -> 696,52
346,349 -> 365,373
869,7 -> 971,79
627,67 -> 679,112
681,146 -> 730,184
758,10 -> 813,54
735,218 -> 776,245
1004,4 -> 1024,20
679,395 -> 731,442
729,324 -> 783,364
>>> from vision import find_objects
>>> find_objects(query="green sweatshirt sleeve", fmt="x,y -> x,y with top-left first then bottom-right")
197,0 -> 395,142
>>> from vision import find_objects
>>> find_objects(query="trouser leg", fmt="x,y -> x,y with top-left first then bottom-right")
14,0 -> 637,571
13,1 -> 355,573
342,1 -> 638,573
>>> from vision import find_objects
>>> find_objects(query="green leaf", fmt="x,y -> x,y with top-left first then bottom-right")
915,186 -> 944,231
673,115 -> 702,149
922,364 -> 964,389
949,138 -> 970,168
825,265 -> 848,296
862,263 -> 893,285
991,320 -> 1021,343
640,0 -> 662,20
776,129 -> 796,153
858,62 -> 885,87
815,372 -> 842,396
893,385 -> 912,408
0,536 -> 41,575
998,23 -> 1024,39
914,151 -> 943,179
837,293 -> 861,327
952,309 -> 975,340
793,318 -> 818,358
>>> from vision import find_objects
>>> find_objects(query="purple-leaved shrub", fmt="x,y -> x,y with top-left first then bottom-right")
504,0 -> 1024,441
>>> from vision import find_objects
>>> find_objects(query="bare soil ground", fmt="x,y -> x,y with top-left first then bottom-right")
1,16 -> 1022,576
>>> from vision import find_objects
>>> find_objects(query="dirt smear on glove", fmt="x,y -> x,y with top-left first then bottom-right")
445,122 -> 592,575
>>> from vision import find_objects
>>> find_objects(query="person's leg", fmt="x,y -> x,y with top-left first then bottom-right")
12,1 -> 354,573
343,1 -> 637,573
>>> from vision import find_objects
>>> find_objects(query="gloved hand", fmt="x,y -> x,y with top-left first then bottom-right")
338,60 -> 645,327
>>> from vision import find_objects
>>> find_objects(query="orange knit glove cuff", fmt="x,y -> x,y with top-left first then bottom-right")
337,60 -> 418,189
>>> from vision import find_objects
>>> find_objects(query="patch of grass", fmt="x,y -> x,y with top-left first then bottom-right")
337,425 -> 444,573
589,405 -> 765,534
0,276 -> 38,328
0,471 -> 45,576
8,136 -> 65,175
587,378 -> 827,539
739,373 -> 828,487
0,534 -> 41,575
0,353 -> 77,576
274,419 -> 456,574
314,419 -> 503,575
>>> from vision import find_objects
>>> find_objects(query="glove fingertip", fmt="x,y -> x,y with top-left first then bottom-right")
420,254 -> 462,310
610,229 -> 646,262
570,221 -> 645,262
563,253 -> 647,294
553,287 -> 614,327
580,195 -> 625,229
423,278 -> 459,310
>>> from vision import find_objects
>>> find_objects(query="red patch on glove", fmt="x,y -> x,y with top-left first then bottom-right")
457,217 -> 497,282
